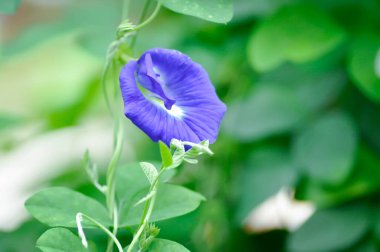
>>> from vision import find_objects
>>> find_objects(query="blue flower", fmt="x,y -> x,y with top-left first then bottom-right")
119,48 -> 226,146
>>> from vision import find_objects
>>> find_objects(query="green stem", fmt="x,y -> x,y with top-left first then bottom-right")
106,119 -> 124,215
133,2 -> 161,31
127,169 -> 164,252
106,116 -> 124,252
106,207 -> 120,252
77,213 -> 123,252
130,0 -> 152,48
122,0 -> 130,21
101,61 -> 114,117
103,2 -> 162,252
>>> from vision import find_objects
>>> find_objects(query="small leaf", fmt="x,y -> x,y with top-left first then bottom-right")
140,162 -> 158,185
288,206 -> 370,252
159,141 -> 173,168
248,4 -> 345,72
120,184 -> 205,226
25,187 -> 111,228
145,238 -> 190,252
158,0 -> 233,24
292,112 -> 358,185
0,0 -> 21,14
36,228 -> 89,252
166,139 -> 185,169
83,150 -> 106,193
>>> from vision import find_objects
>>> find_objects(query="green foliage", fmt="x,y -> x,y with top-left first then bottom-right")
125,238 -> 190,252
0,0 -> 20,14
298,146 -> 380,208
0,220 -> 46,252
348,33 -> 380,103
236,147 -> 297,221
120,184 -> 205,226
223,83 -> 308,141
116,163 -> 174,205
140,162 -> 159,185
36,228 -> 89,252
287,206 -> 370,252
3,0 -> 380,251
248,4 -> 345,72
159,141 -> 173,168
25,187 -> 111,228
293,112 -> 357,185
223,64 -> 345,141
158,0 -> 233,24
141,238 -> 190,252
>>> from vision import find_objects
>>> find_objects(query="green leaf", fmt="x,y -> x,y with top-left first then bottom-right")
158,0 -> 233,24
260,65 -> 346,112
223,65 -> 346,142
348,33 -> 380,103
374,210 -> 380,241
287,206 -> 370,252
292,112 -> 358,185
0,0 -> 20,14
144,238 -> 190,252
0,219 -> 46,252
360,103 -> 380,153
36,228 -> 89,252
235,147 -> 297,222
167,139 -> 185,169
120,184 -> 205,226
124,238 -> 190,252
248,4 -> 345,72
298,146 -> 380,208
25,187 -> 111,228
140,162 -> 159,185
233,0 -> 292,21
223,83 -> 308,141
116,163 -> 175,206
159,141 -> 173,168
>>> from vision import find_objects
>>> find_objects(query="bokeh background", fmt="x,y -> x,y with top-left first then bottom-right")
1,0 -> 380,251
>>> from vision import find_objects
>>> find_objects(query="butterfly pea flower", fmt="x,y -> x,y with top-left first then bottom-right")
119,48 -> 226,146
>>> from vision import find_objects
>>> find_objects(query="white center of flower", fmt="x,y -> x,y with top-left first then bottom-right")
167,104 -> 184,118
154,101 -> 184,118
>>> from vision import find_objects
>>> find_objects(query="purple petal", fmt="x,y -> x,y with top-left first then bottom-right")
120,48 -> 226,146
137,53 -> 176,109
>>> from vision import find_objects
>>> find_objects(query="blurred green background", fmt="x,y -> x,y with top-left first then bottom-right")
1,0 -> 380,251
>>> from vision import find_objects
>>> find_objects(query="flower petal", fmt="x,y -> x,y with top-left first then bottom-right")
120,48 -> 226,146
137,53 -> 176,109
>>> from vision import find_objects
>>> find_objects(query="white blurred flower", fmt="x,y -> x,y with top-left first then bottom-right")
244,188 -> 315,233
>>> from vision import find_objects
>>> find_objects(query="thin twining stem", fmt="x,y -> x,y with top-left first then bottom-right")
105,116 -> 124,252
127,168 -> 164,252
76,213 -> 123,252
